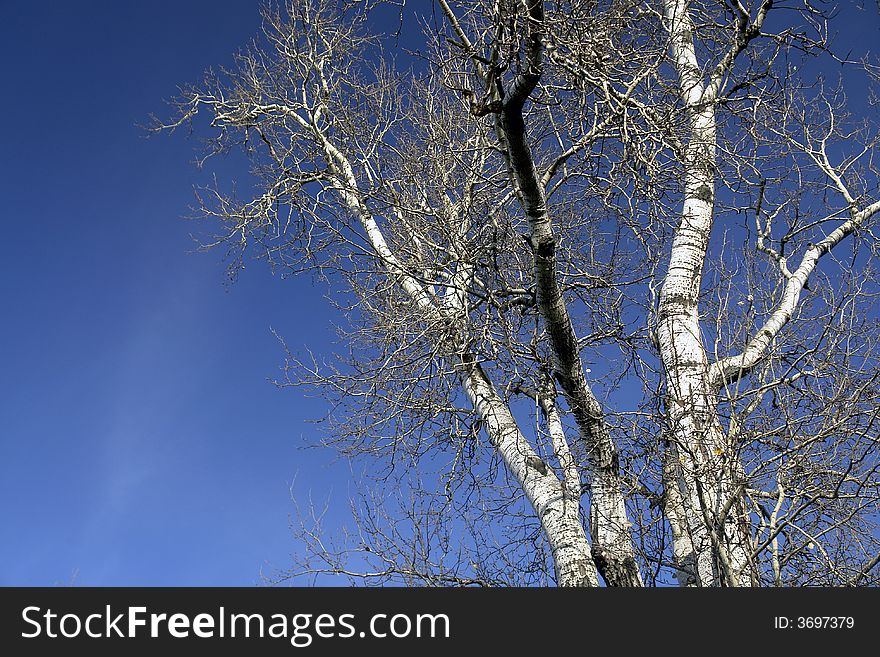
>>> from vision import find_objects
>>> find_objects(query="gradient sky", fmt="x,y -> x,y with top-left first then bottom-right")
0,0 -> 353,586
1,1 -> 878,587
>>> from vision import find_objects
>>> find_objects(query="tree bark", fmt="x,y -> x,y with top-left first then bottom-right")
317,112 -> 601,586
659,0 -> 755,586
491,0 -> 642,586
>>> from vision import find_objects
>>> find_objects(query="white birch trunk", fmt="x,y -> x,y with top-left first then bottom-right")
316,119 -> 600,586
659,0 -> 754,586
462,360 -> 599,587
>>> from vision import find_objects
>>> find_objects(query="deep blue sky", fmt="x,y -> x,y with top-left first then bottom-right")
1,1 -> 878,587
0,1 -> 351,586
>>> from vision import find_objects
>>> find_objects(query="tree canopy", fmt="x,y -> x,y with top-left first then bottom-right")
155,0 -> 880,586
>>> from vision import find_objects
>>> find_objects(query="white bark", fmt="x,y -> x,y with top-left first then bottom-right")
659,0 -> 755,586
463,361 -> 599,587
313,112 -> 600,586
711,199 -> 880,388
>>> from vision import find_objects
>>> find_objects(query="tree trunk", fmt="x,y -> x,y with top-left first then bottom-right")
462,358 -> 599,587
659,0 -> 755,586
490,0 -> 642,586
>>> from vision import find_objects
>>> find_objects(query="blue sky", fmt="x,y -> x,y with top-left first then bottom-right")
0,1 -> 351,585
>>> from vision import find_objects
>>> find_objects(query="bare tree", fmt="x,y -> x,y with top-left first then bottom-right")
153,0 -> 880,586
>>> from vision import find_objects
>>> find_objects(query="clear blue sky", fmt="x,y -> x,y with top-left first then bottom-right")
1,1 -> 878,587
0,1 -> 351,586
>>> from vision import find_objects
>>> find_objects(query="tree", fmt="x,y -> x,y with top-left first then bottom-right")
153,0 -> 880,586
